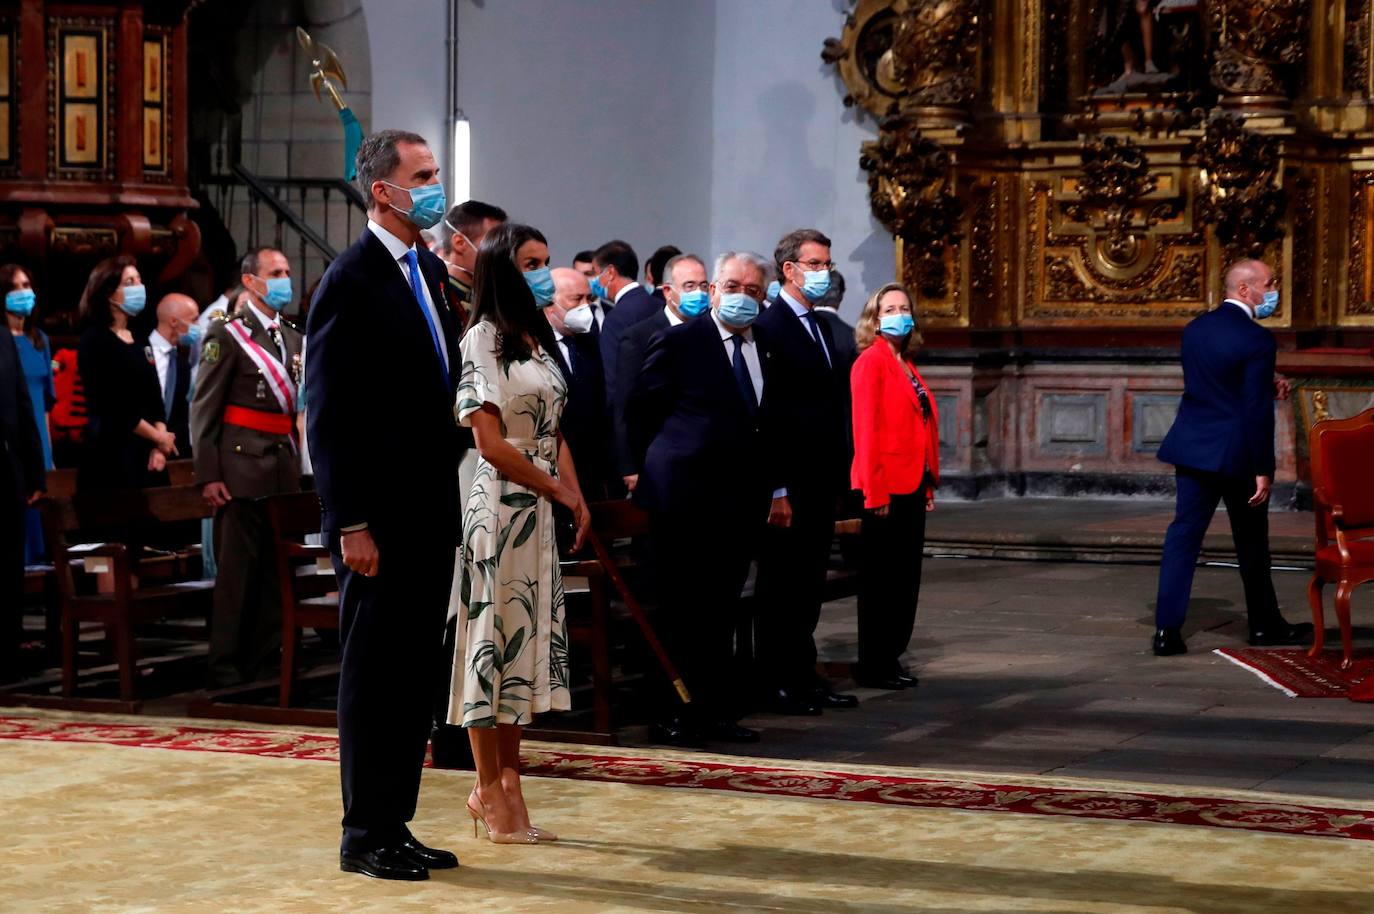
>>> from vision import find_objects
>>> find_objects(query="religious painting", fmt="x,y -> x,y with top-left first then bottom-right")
53,22 -> 110,174
142,107 -> 162,168
61,34 -> 99,99
62,102 -> 99,165
142,31 -> 169,174
143,38 -> 162,103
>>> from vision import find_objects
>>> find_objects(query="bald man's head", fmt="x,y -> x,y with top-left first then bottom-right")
547,267 -> 596,337
1223,259 -> 1275,312
155,293 -> 200,343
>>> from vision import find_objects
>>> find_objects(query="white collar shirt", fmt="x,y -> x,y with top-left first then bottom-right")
663,304 -> 684,328
368,219 -> 450,370
613,281 -> 641,305
148,330 -> 177,394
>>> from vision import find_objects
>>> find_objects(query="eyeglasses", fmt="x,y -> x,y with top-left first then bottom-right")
791,259 -> 834,271
676,280 -> 709,292
719,281 -> 764,299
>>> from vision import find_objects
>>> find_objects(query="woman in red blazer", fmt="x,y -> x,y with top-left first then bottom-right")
849,282 -> 939,690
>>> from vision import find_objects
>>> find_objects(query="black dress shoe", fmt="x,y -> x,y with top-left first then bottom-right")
1152,627 -> 1187,656
811,687 -> 859,708
765,687 -> 822,716
1249,621 -> 1315,647
894,671 -> 919,688
400,837 -> 459,869
648,717 -> 706,748
340,847 -> 429,881
855,673 -> 908,690
706,721 -> 761,743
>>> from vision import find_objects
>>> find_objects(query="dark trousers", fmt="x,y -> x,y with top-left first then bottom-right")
334,527 -> 453,854
208,499 -> 281,685
1155,467 -> 1280,631
650,504 -> 760,724
755,482 -> 838,690
1,483 -> 23,681
856,491 -> 928,677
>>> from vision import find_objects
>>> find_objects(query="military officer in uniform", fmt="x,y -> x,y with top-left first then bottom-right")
192,247 -> 304,688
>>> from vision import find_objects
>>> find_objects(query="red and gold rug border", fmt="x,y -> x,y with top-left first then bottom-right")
3,715 -> 1372,842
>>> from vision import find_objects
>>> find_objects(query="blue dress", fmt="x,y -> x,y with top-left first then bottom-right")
14,331 -> 54,564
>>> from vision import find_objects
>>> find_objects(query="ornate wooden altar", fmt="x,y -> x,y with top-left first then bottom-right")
0,0 -> 200,325
824,0 -> 1374,497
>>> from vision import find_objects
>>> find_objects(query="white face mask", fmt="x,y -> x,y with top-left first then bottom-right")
562,304 -> 595,335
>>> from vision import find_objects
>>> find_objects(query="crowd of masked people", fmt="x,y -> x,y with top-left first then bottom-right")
0,198 -> 941,750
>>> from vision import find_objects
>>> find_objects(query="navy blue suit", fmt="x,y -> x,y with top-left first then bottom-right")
751,293 -> 849,692
1154,301 -> 1281,630
599,284 -> 662,408
549,331 -> 619,500
614,307 -> 673,477
306,227 -> 461,854
628,314 -> 778,721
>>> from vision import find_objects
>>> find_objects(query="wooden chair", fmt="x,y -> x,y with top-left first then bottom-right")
263,491 -> 338,708
1307,407 -> 1374,669
40,484 -> 216,702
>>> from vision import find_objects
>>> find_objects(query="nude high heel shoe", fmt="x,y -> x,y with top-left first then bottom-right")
466,790 -> 538,845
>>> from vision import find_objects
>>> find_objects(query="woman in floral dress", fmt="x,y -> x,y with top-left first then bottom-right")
448,223 -> 589,844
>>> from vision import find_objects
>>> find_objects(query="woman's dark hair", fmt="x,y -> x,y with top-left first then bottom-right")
0,263 -> 43,348
78,255 -> 137,329
467,222 -> 556,363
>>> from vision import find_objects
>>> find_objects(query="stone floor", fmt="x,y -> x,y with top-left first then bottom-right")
688,552 -> 1374,801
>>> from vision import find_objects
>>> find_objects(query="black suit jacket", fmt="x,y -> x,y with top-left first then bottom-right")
815,309 -> 858,372
306,229 -> 462,538
549,332 -> 616,499
754,295 -> 849,495
614,308 -> 673,476
0,332 -> 44,503
628,314 -> 778,518
167,344 -> 194,460
599,285 -> 662,406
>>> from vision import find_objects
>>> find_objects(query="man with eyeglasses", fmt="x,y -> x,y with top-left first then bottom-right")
595,239 -> 659,408
628,251 -> 782,747
754,228 -> 859,717
614,253 -> 711,493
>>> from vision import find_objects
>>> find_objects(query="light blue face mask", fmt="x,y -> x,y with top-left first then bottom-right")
717,292 -> 760,328
589,271 -> 609,301
676,289 -> 710,318
879,313 -> 915,338
180,324 -> 204,346
524,265 -> 555,307
384,180 -> 447,230
258,276 -> 293,310
766,280 -> 781,302
1255,289 -> 1279,320
117,284 -> 147,317
796,267 -> 831,303
5,288 -> 35,317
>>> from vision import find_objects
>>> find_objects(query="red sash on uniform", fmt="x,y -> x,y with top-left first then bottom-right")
223,319 -> 296,415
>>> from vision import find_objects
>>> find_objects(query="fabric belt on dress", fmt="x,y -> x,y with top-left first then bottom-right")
224,404 -> 294,436
505,436 -> 558,462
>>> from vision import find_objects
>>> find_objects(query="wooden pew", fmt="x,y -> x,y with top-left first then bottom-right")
263,491 -> 338,708
40,483 -> 215,704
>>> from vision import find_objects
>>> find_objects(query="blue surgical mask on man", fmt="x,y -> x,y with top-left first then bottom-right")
766,280 -> 781,303
1255,289 -> 1279,320
383,180 -> 447,230
5,288 -> 35,317
795,266 -> 831,303
589,270 -> 609,301
180,324 -> 204,346
524,266 -> 555,307
676,289 -> 710,318
717,292 -> 760,328
117,284 -> 147,317
258,276 -> 293,310
879,313 -> 915,338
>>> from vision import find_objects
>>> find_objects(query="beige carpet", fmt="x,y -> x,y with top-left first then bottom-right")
2,712 -> 1373,914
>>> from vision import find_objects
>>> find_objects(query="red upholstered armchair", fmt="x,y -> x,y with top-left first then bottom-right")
1307,407 -> 1374,669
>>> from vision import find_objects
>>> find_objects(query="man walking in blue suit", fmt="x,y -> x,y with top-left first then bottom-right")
1152,259 -> 1313,656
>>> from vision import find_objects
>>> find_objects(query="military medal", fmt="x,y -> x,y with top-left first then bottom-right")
290,352 -> 303,383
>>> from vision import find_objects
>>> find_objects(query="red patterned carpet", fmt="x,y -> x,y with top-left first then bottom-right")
1215,647 -> 1374,700
2,714 -> 1372,842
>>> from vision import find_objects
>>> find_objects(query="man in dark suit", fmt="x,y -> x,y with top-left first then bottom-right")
644,244 -> 681,302
1153,258 -> 1312,656
595,240 -> 659,407
614,253 -> 710,492
149,293 -> 199,461
753,229 -> 858,715
813,269 -> 858,369
629,250 -> 780,746
545,268 -> 618,500
306,129 -> 462,880
1,330 -> 44,681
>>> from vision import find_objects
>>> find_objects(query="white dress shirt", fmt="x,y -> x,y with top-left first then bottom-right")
368,219 -> 450,370
149,329 -> 177,395
779,288 -> 832,364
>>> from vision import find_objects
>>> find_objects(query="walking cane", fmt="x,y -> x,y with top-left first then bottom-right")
584,528 -> 691,707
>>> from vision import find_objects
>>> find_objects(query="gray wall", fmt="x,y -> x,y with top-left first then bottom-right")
363,0 -> 894,319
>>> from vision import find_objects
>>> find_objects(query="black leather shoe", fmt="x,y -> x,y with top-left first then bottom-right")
812,687 -> 859,709
706,721 -> 760,743
894,670 -> 919,688
855,673 -> 908,690
1249,621 -> 1314,647
765,687 -> 822,716
340,847 -> 429,881
1152,627 -> 1187,656
400,837 -> 458,869
648,717 -> 706,748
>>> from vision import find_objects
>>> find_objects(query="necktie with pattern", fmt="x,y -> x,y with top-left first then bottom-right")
731,334 -> 759,415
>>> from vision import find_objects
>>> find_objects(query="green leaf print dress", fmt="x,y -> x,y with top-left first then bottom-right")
447,320 -> 571,728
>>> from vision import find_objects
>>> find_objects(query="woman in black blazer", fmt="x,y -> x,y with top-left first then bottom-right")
75,256 -> 176,492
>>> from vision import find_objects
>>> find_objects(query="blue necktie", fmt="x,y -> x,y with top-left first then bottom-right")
731,334 -> 759,416
564,337 -> 583,380
404,249 -> 450,387
162,348 -> 177,418
802,310 -> 832,367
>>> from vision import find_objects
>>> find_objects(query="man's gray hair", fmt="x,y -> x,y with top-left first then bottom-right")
355,129 -> 428,209
662,253 -> 706,288
712,251 -> 772,286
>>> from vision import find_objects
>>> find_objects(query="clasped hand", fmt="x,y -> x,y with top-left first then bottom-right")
553,483 -> 591,552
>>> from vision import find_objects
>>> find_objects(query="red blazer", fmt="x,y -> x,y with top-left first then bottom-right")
850,342 -> 939,509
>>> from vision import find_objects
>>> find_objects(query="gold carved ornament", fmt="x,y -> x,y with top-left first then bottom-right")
1195,113 -> 1285,258
1209,0 -> 1309,102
